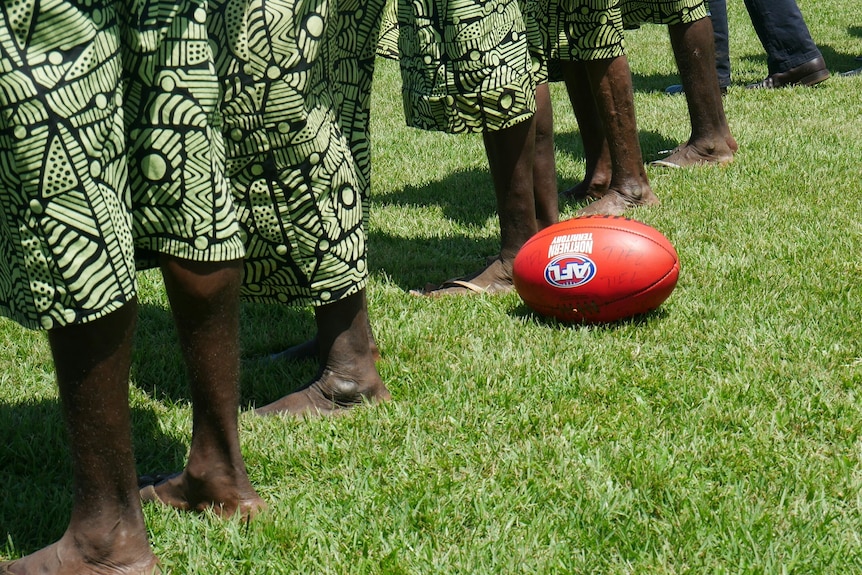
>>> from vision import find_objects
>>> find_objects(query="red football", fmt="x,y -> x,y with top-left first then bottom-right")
513,216 -> 680,323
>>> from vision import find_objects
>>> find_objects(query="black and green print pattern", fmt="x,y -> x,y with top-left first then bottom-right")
1,2 -> 134,330
549,0 -> 627,62
0,0 -> 244,330
380,0 -> 537,133
121,0 -> 245,270
623,0 -> 708,27
549,0 -> 707,63
210,0 -> 385,305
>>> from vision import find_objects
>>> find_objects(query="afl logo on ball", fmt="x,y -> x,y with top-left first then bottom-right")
544,254 -> 596,288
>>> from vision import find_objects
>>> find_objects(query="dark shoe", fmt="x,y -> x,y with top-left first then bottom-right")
665,83 -> 727,96
746,57 -> 830,89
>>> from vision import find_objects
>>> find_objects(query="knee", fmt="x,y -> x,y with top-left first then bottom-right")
160,256 -> 243,303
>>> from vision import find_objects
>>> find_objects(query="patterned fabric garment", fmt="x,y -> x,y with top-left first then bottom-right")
549,0 -> 708,64
379,0 -> 549,78
0,0 -> 242,330
524,0 -> 551,85
122,0 -> 245,270
622,0 -> 708,27
377,0 -> 400,60
209,0 -> 385,306
378,0 -> 538,133
548,0 -> 627,62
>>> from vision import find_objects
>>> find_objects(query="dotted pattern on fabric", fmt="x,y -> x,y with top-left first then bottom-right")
0,0 -> 243,329
209,0 -> 385,305
376,0 -> 538,133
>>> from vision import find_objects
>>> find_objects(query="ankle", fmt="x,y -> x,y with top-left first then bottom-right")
60,521 -> 153,567
613,181 -> 653,201
689,136 -> 733,157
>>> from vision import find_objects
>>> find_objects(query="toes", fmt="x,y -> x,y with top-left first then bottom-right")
651,145 -> 734,168
411,258 -> 513,297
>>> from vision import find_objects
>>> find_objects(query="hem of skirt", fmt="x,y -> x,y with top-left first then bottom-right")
0,295 -> 136,331
134,238 -> 246,270
240,278 -> 367,308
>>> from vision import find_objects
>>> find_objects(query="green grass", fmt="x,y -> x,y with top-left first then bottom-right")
2,1 -> 862,573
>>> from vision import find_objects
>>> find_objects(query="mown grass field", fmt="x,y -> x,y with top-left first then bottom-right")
2,1 -> 861,573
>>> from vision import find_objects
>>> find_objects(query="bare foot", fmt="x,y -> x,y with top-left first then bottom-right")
651,140 -> 735,168
411,257 -> 514,297
139,468 -> 266,520
255,367 -> 391,416
257,290 -> 388,417
576,186 -> 660,216
725,134 -> 739,154
657,133 -> 738,158
0,532 -> 159,575
560,179 -> 609,202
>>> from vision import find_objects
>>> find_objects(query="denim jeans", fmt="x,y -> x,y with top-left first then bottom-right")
709,0 -> 822,80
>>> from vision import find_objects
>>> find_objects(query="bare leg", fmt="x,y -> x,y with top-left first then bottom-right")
417,114 -> 536,296
577,56 -> 659,216
532,82 -> 559,230
139,257 -> 264,519
486,115 -> 538,263
266,292 -> 380,363
256,290 -> 389,416
0,303 -> 159,575
653,18 -> 737,167
560,61 -> 612,201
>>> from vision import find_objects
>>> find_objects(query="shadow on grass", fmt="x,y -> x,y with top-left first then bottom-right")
0,399 -> 182,556
131,301 -> 317,409
811,44 -> 860,74
631,70 -> 686,94
554,128 -> 681,172
510,301 -> 672,328
368,231 -> 502,292
372,167 -> 497,227
818,41 -> 862,74
369,167 -> 500,291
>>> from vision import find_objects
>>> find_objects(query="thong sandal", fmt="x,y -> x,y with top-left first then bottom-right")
649,157 -> 684,169
138,472 -> 179,505
650,147 -> 734,169
410,278 -> 514,297
410,256 -> 515,297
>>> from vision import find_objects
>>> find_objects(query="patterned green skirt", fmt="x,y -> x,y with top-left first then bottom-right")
549,0 -> 627,62
549,0 -> 708,63
623,0 -> 708,27
377,0 -> 539,133
209,0 -> 385,305
0,0 -> 243,330
378,0 -> 709,131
